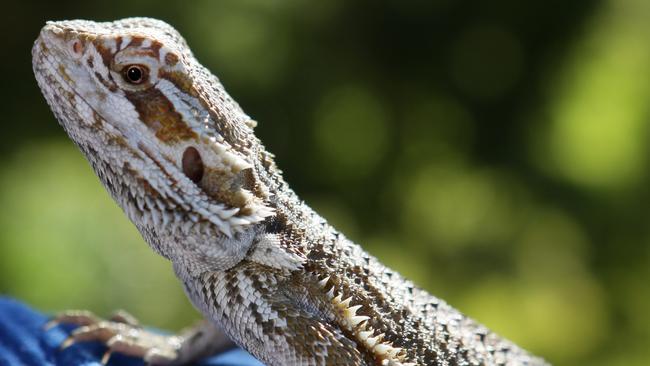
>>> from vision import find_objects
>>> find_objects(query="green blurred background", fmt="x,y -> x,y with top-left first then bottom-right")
1,0 -> 649,365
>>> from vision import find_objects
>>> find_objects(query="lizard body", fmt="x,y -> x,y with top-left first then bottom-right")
32,18 -> 548,366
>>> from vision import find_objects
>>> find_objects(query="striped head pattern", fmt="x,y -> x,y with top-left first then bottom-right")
32,18 -> 274,239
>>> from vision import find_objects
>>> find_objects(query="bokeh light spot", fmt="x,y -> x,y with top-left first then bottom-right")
537,2 -> 650,190
313,85 -> 389,180
403,164 -> 523,251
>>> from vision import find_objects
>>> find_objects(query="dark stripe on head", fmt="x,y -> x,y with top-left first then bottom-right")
158,69 -> 197,97
128,36 -> 144,48
94,42 -> 114,68
125,88 -> 196,142
150,41 -> 162,57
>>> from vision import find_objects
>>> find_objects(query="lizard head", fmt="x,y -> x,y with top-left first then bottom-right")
32,18 -> 275,240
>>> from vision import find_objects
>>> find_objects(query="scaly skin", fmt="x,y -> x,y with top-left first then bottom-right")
32,18 -> 548,366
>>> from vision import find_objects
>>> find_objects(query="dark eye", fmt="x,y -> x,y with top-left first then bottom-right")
123,65 -> 148,84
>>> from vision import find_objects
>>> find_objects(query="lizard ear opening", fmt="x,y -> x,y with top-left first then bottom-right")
182,146 -> 204,184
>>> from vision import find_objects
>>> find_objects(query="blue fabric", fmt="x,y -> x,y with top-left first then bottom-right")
0,297 -> 263,366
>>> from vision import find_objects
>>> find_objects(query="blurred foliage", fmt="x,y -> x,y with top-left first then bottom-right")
1,0 -> 649,365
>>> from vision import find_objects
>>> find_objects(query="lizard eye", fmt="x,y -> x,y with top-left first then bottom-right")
123,65 -> 148,84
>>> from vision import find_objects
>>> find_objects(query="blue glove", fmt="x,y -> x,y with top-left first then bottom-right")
0,297 -> 263,366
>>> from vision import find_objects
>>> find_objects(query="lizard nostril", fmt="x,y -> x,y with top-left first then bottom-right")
72,41 -> 83,54
182,147 -> 204,184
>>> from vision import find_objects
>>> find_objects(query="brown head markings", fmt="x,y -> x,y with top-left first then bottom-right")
165,52 -> 179,66
89,34 -> 197,143
125,88 -> 196,142
93,41 -> 114,70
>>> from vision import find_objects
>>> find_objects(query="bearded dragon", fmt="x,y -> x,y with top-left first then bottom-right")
32,17 -> 548,366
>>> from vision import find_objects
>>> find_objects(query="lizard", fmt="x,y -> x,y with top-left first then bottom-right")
32,17 -> 549,366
